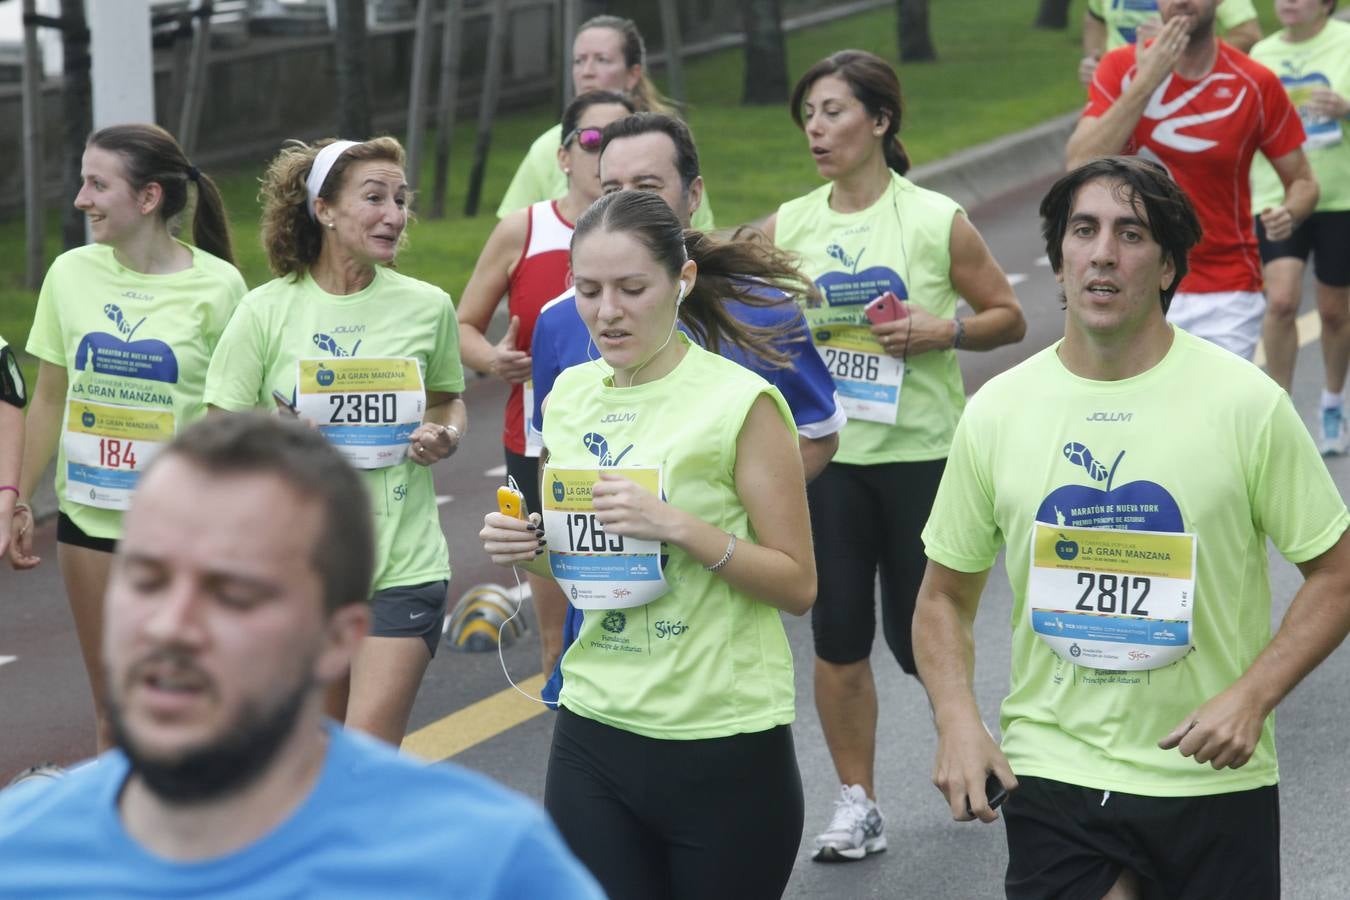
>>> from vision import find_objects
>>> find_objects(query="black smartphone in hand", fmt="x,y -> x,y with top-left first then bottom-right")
966,773 -> 1010,817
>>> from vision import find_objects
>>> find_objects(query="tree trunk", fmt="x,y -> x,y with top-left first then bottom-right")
60,0 -> 91,250
333,0 -> 372,138
1034,0 -> 1074,30
897,0 -> 936,63
738,0 -> 788,105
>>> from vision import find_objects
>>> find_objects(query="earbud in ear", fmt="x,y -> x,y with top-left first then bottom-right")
677,280 -> 687,303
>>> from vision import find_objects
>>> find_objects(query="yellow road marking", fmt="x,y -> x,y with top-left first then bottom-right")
402,308 -> 1329,765
1253,309 -> 1322,368
401,673 -> 549,762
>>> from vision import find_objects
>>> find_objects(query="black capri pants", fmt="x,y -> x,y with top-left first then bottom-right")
545,707 -> 803,900
807,458 -> 946,673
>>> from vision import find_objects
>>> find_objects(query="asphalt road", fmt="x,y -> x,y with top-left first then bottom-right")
3,173 -> 1347,897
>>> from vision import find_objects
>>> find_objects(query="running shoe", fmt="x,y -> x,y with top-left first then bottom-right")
1321,406 -> 1348,457
812,783 -> 887,862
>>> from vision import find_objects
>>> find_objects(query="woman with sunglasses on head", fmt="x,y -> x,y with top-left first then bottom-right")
497,14 -> 715,231
761,49 -> 1026,862
459,90 -> 634,676
205,136 -> 467,746
480,190 -> 815,899
12,124 -> 244,751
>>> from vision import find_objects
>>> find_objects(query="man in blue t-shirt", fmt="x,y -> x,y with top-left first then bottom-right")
531,113 -> 843,703
0,414 -> 602,899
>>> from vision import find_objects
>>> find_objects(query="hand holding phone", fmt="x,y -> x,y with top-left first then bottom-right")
864,291 -> 909,326
965,772 -> 1010,818
272,390 -> 298,416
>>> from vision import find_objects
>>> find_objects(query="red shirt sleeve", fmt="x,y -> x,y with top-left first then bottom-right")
1255,62 -> 1306,161
1084,45 -> 1136,118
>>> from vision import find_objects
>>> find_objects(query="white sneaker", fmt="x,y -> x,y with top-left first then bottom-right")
811,784 -> 887,862
1321,406 -> 1349,457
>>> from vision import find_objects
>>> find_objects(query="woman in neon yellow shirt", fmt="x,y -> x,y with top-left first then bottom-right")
205,137 -> 467,745
497,14 -> 715,231
1251,0 -> 1350,454
15,124 -> 245,751
762,49 -> 1026,862
480,190 -> 815,898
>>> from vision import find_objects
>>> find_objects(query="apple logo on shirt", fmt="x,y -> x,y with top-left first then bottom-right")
815,243 -> 907,308
1035,440 -> 1183,533
74,304 -> 179,383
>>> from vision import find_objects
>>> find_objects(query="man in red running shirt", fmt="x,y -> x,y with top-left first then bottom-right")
1066,0 -> 1319,362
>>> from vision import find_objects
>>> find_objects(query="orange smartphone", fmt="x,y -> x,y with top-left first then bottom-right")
497,485 -> 526,520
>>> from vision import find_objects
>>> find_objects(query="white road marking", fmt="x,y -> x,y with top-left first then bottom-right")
0,655 -> 16,668
436,495 -> 454,507
1035,255 -> 1051,267
484,464 -> 507,477
1007,273 -> 1028,286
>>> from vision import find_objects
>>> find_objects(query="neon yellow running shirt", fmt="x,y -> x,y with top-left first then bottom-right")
775,171 -> 964,464
543,336 -> 797,740
923,328 -> 1348,797
496,123 -> 717,231
204,268 -> 466,591
26,243 -> 245,539
1251,20 -> 1350,213
1087,0 -> 1257,51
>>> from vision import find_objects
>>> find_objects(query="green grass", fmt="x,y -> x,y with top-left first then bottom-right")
2,0 -> 1092,384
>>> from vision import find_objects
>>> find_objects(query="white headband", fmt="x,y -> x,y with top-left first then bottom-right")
306,140 -> 359,220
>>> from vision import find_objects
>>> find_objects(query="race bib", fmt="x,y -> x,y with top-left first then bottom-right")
523,379 -> 543,457
295,357 -> 425,469
1027,522 -> 1197,671
542,465 -> 668,610
807,311 -> 903,425
63,399 -> 175,510
1288,81 -> 1343,151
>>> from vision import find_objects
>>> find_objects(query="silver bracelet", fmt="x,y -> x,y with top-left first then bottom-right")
442,424 -> 461,439
705,533 -> 737,572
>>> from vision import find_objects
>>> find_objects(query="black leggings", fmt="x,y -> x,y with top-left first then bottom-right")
807,458 -> 946,672
545,707 -> 804,900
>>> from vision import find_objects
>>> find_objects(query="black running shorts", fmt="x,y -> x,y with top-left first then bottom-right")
1003,775 -> 1279,900
56,512 -> 117,554
1256,210 -> 1350,288
369,579 -> 449,657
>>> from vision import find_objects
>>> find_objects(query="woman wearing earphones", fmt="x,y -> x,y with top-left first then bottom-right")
479,191 -> 815,899
761,50 -> 1026,862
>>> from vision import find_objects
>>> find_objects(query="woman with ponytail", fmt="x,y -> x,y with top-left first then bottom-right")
762,49 -> 1027,863
497,14 -> 717,231
13,123 -> 246,750
480,190 -> 813,899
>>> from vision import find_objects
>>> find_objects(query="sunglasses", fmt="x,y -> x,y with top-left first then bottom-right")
563,127 -> 604,153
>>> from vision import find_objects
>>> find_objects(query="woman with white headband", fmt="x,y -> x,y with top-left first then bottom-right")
12,123 -> 244,752
205,136 -> 467,745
